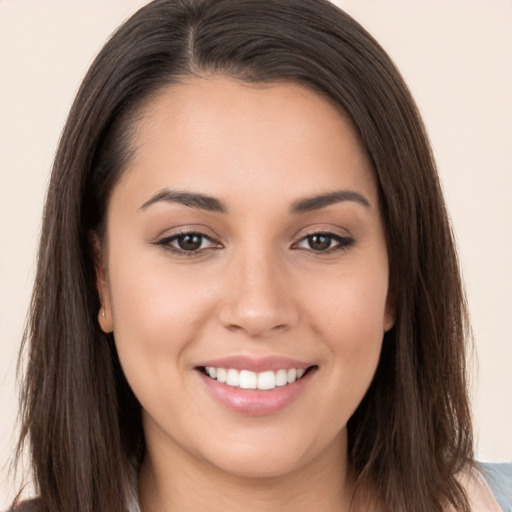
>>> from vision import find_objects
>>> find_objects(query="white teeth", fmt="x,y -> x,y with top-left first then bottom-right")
226,369 -> 239,387
286,368 -> 297,383
239,370 -> 257,389
258,370 -> 276,390
275,369 -> 287,387
203,366 -> 309,390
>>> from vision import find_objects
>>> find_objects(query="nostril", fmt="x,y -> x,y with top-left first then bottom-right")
217,290 -> 301,337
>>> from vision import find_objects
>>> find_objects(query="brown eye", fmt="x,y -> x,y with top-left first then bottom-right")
155,231 -> 220,255
307,234 -> 332,251
177,233 -> 203,251
294,232 -> 355,253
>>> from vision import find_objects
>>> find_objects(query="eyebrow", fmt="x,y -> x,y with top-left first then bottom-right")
139,189 -> 228,213
139,188 -> 371,215
290,190 -> 371,214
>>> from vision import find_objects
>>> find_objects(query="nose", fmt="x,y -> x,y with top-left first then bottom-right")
217,250 -> 300,338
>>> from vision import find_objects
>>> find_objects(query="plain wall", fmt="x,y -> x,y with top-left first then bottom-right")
1,0 -> 511,507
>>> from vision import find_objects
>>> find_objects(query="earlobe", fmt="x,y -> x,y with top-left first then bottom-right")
98,304 -> 113,333
384,309 -> 395,332
90,233 -> 113,333
383,289 -> 396,332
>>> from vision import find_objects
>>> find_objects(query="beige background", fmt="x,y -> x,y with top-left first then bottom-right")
1,0 -> 511,507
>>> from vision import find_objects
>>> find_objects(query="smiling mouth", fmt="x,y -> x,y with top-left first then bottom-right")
198,366 -> 317,391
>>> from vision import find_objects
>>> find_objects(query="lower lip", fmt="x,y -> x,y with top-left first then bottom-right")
197,369 -> 315,416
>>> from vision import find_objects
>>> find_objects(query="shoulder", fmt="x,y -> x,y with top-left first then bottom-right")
449,464 -> 509,512
478,462 -> 512,512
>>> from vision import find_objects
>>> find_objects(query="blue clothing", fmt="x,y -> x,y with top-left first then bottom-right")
479,462 -> 512,512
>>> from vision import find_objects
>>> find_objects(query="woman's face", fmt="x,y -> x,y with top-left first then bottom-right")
98,77 -> 394,479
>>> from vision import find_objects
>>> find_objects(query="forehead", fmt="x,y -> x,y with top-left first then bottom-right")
114,76 -> 377,210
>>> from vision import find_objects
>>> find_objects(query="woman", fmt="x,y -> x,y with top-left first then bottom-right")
11,0 -> 504,510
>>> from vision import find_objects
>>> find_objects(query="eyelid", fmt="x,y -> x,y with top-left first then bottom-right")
291,228 -> 355,253
150,224 -> 354,256
153,228 -> 223,256
290,221 -> 352,239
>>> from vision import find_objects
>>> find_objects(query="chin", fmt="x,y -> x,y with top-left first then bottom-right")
196,430 -> 329,480
209,451 -> 307,480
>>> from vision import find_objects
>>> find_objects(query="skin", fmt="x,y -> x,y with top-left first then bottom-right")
96,76 -> 395,511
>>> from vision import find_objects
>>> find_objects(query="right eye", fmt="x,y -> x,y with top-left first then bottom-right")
155,231 -> 220,255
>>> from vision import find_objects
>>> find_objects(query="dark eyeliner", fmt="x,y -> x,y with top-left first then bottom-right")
153,231 -> 220,256
294,231 -> 355,253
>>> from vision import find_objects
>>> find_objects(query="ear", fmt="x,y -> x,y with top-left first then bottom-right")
90,233 -> 113,333
383,288 -> 396,333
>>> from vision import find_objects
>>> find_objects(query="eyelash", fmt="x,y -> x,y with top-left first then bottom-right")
154,231 -> 221,256
154,230 -> 354,256
292,231 -> 355,253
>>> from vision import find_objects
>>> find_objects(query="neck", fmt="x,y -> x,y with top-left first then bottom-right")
138,431 -> 356,512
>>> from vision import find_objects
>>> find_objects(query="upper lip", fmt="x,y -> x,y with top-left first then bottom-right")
195,355 -> 314,373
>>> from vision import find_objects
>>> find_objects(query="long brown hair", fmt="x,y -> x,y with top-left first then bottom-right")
15,1 -> 473,510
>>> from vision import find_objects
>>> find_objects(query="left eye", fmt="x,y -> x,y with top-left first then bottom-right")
157,232 -> 219,253
295,232 -> 353,252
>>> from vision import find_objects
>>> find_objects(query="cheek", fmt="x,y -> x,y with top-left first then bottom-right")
107,265 -> 217,433
307,262 -> 389,341
108,244 -> 216,341
304,261 -> 388,393
105,249 -> 219,395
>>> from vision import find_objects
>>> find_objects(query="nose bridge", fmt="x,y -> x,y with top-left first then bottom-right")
218,243 -> 299,337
